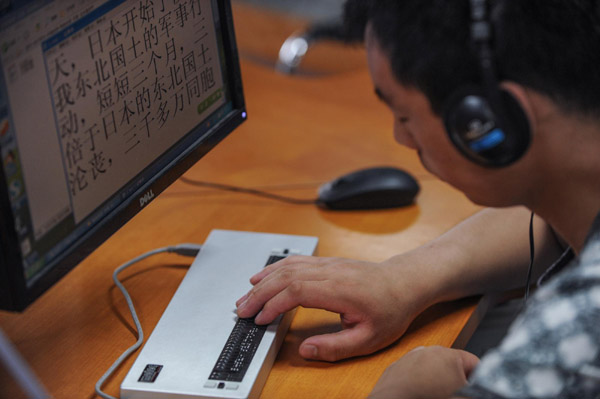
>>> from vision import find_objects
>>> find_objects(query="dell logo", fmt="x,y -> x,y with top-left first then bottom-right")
139,190 -> 155,208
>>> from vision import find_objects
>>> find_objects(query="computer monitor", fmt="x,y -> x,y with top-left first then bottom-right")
0,0 -> 246,311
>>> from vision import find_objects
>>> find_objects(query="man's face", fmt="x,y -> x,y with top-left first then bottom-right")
364,24 -> 526,207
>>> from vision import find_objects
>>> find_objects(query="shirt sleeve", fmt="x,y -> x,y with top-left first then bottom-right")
457,249 -> 600,399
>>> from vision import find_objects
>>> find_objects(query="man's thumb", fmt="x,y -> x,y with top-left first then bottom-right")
299,328 -> 371,362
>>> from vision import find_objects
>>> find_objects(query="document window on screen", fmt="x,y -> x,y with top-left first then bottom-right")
0,0 -> 245,310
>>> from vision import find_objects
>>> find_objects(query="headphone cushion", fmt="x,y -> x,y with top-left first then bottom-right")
443,88 -> 531,167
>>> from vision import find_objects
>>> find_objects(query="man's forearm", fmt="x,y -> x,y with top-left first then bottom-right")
384,206 -> 565,307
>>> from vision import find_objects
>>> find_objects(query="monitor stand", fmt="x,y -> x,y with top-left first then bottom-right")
0,328 -> 50,399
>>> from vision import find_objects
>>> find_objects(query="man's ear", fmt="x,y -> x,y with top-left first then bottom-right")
500,81 -> 537,136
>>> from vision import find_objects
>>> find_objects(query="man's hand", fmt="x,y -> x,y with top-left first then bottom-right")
369,346 -> 480,399
236,255 -> 432,362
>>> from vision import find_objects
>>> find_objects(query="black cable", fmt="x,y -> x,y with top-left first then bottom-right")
524,211 -> 535,301
179,177 -> 318,205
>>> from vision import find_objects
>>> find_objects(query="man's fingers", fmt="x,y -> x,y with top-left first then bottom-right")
237,259 -> 336,318
248,255 -> 319,285
252,279 -> 351,324
299,326 -> 374,362
456,349 -> 480,378
237,267 -> 310,318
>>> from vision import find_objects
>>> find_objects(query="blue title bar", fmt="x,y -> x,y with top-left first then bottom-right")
42,0 -> 125,51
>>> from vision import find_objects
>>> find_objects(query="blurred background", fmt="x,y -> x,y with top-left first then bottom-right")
236,0 -> 345,21
232,0 -> 366,76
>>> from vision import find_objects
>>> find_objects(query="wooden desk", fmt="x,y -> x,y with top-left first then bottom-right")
0,4 -> 483,398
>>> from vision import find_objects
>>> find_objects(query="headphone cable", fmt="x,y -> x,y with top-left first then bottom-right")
524,211 -> 535,301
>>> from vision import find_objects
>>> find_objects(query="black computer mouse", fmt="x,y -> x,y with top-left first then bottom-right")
317,166 -> 420,210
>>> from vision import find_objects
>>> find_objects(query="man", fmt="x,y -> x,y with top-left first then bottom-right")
237,0 -> 600,397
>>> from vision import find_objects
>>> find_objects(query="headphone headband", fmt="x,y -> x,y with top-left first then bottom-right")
441,0 -> 531,167
470,0 -> 502,111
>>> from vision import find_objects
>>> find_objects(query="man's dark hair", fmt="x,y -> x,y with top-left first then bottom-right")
342,0 -> 600,117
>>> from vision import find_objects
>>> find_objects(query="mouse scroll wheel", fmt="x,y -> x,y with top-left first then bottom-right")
332,177 -> 350,187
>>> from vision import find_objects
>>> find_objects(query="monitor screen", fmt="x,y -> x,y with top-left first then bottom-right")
0,0 -> 246,311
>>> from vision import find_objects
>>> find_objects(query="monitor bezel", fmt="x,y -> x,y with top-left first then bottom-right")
0,0 -> 246,311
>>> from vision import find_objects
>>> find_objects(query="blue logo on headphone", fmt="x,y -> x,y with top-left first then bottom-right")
469,128 -> 506,153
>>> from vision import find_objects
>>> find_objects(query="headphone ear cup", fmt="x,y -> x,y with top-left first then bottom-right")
443,89 -> 531,167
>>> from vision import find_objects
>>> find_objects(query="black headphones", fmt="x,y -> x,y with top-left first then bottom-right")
442,0 -> 531,167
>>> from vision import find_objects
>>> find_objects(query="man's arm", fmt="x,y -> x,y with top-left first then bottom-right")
390,206 -> 565,304
236,206 -> 564,361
